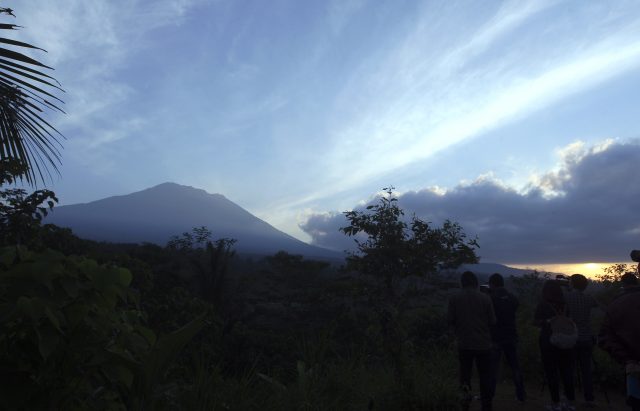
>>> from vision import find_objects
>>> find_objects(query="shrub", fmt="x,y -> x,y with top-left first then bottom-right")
0,247 -> 148,409
0,247 -> 206,409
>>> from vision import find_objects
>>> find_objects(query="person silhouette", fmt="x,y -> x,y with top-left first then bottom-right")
448,271 -> 496,411
565,273 -> 599,405
534,280 -> 576,411
487,273 -> 526,403
599,267 -> 640,411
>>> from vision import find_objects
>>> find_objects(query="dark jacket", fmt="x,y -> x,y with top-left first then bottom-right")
598,286 -> 640,364
564,289 -> 598,342
489,287 -> 519,344
448,288 -> 496,350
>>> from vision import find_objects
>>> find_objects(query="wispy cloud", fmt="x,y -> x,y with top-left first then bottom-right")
299,0 -> 640,204
11,0 -> 210,168
251,0 -> 640,239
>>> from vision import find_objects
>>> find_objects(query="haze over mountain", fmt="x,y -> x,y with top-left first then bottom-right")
45,183 -> 340,259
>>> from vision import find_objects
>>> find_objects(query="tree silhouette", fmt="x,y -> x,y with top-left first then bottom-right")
341,187 -> 479,297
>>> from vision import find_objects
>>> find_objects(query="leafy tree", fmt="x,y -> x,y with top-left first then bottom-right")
340,187 -> 478,381
0,5 -> 64,184
168,226 -> 236,307
167,226 -> 213,250
0,158 -> 56,249
341,187 -> 478,297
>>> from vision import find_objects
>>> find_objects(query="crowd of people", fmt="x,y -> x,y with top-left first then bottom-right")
447,255 -> 640,411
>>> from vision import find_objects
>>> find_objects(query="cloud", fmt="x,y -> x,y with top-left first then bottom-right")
10,0 -> 210,168
295,1 -> 640,204
300,140 -> 640,264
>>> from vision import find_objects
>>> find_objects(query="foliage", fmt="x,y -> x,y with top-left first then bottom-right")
266,251 -> 329,276
596,263 -> 637,286
341,186 -> 478,297
0,247 -> 146,409
0,5 -> 64,184
168,226 -> 237,307
180,351 -> 262,411
0,187 -> 56,244
38,223 -> 91,255
199,239 -> 236,306
167,226 -> 215,250
0,246 -> 208,410
127,313 -> 207,411
509,270 -> 549,307
0,159 -> 57,247
256,346 -> 459,411
1,228 -> 632,410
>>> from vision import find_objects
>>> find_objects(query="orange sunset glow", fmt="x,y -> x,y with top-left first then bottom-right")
510,262 -> 630,279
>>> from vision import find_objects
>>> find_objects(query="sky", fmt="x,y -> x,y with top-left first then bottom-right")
8,0 -> 640,270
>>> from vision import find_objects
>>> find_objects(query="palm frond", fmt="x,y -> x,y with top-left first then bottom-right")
0,7 -> 64,185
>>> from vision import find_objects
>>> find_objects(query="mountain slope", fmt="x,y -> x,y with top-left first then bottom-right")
46,182 -> 340,258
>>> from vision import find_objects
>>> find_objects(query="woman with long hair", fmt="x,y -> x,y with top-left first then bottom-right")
534,279 -> 576,411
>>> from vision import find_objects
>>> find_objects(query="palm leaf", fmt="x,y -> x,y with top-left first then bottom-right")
0,23 -> 20,30
0,37 -> 44,50
0,58 -> 61,85
0,48 -> 52,69
0,8 -> 64,185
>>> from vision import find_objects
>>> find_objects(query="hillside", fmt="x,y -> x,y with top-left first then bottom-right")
45,182 -> 341,259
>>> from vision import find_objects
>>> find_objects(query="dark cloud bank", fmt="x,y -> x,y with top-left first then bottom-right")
300,141 -> 640,264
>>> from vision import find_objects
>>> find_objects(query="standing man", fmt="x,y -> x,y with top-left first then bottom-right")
565,273 -> 599,406
448,271 -> 497,411
599,268 -> 640,411
488,273 -> 526,403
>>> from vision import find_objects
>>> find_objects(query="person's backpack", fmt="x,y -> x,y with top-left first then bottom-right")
549,308 -> 578,349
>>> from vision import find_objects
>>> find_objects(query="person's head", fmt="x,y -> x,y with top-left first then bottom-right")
488,273 -> 504,289
570,274 -> 588,291
460,271 -> 478,289
542,279 -> 564,304
621,272 -> 639,289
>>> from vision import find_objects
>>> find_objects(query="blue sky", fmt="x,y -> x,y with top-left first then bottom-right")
10,0 -> 640,264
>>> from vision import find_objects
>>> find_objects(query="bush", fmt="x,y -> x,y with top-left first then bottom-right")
0,247 -> 208,410
0,247 -> 150,409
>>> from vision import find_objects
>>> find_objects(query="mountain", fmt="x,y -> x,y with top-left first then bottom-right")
45,182 -> 341,259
